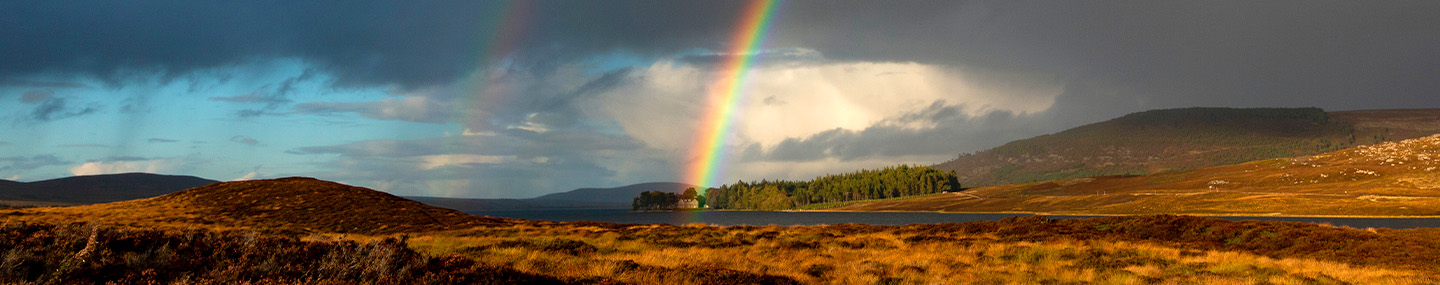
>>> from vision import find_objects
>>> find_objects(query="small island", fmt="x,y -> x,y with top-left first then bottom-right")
633,165 -> 961,211
632,187 -> 706,211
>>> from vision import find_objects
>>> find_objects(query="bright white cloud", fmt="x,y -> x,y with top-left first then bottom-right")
233,171 -> 259,181
416,154 -> 509,170
592,60 -> 1061,152
69,159 -> 183,176
585,59 -> 1063,182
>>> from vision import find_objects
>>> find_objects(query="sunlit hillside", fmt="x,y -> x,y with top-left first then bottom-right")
845,133 -> 1440,216
934,108 -> 1440,187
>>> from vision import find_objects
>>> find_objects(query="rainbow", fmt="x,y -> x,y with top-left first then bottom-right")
432,1 -> 533,197
685,0 -> 781,189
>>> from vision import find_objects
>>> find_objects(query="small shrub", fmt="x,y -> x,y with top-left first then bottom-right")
804,264 -> 834,277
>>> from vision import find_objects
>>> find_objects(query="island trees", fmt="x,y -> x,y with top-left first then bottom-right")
705,165 -> 961,210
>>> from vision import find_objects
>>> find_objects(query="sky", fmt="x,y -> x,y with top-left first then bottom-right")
2,1 -> 1439,198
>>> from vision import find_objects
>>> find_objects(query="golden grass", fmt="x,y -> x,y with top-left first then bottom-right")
402,223 -> 1436,284
836,134 -> 1440,216
7,176 -> 1439,283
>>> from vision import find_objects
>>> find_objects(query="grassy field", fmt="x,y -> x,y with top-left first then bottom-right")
4,215 -> 1439,284
792,194 -> 940,210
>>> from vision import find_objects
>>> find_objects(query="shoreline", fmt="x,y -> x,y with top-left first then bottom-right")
783,209 -> 1440,219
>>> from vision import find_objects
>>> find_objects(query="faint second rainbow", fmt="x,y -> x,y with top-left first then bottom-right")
685,0 -> 780,189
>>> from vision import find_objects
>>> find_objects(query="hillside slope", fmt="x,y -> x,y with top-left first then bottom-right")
408,182 -> 695,211
3,177 -> 510,234
0,173 -> 218,204
839,134 -> 1440,216
934,108 -> 1440,187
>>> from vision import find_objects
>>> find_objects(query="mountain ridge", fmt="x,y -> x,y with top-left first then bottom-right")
934,107 -> 1440,187
0,172 -> 219,205
408,182 -> 696,211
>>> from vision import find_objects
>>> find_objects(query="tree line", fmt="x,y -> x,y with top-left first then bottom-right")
705,165 -> 961,210
632,188 -> 705,211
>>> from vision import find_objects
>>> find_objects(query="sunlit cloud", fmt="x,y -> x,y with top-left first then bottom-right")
69,159 -> 184,176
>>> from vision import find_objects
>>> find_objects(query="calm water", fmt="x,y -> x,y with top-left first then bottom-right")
467,208 -> 1440,229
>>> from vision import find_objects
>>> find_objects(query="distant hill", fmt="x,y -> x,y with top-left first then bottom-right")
838,134 -> 1440,216
3,177 -> 511,234
408,182 -> 696,211
934,108 -> 1440,187
0,173 -> 219,204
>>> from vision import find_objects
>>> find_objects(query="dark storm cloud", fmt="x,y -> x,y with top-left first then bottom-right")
4,0 -> 1437,112
1,1 -> 481,89
0,1 -> 750,89
772,1 -> 1440,112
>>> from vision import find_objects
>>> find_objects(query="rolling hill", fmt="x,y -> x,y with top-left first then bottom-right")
0,172 -> 218,205
407,182 -> 695,211
837,133 -> 1440,216
933,108 -> 1440,187
2,177 -> 511,234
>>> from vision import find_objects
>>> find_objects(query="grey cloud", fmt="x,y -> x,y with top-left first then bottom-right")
235,109 -> 267,118
753,102 -> 1058,162
0,79 -> 88,88
293,98 -> 451,123
290,139 -> 442,157
229,136 -> 260,146
20,90 -> 52,103
676,48 -> 825,67
0,154 -> 70,172
209,92 -> 289,104
147,138 -> 178,143
58,144 -> 108,148
210,70 -> 314,117
291,128 -> 644,159
26,96 -> 98,122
